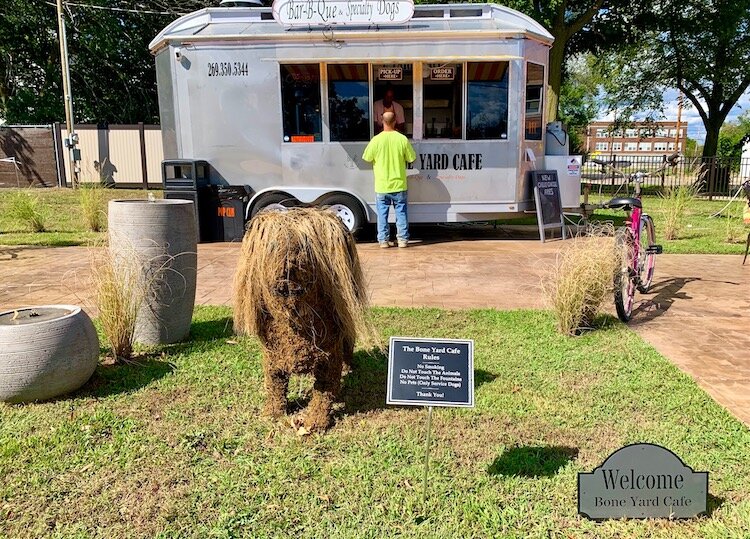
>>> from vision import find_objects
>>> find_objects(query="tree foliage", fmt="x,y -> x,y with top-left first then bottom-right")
597,0 -> 750,157
0,1 -> 215,124
717,111 -> 750,160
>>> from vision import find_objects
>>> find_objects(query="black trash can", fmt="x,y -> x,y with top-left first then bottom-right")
216,186 -> 249,242
162,159 -> 218,242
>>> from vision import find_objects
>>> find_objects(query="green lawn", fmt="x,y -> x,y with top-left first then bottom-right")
0,188 -> 747,254
587,195 -> 748,255
1,306 -> 748,538
0,188 -> 159,247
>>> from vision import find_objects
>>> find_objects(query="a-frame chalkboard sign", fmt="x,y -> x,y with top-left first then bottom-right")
530,170 -> 567,242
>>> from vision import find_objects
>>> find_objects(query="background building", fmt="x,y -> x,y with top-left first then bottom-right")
584,120 -> 688,161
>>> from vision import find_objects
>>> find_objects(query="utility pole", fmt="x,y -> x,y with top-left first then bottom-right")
675,91 -> 683,154
56,0 -> 79,187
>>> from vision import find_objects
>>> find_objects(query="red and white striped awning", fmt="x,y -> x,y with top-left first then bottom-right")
467,61 -> 508,81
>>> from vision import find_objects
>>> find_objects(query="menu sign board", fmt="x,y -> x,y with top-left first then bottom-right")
273,0 -> 415,27
530,170 -> 566,242
387,337 -> 474,408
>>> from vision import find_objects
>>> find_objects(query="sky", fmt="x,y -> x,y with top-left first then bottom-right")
600,89 -> 750,143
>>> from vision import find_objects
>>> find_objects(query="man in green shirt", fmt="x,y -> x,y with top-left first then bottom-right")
362,111 -> 417,248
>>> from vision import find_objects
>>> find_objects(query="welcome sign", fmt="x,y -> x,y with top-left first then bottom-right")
578,443 -> 708,520
273,0 -> 414,27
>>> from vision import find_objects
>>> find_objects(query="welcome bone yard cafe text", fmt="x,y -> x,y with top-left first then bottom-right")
274,0 -> 415,26
578,443 -> 708,520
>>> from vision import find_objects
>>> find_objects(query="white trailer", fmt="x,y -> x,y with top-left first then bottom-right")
150,2 -> 558,231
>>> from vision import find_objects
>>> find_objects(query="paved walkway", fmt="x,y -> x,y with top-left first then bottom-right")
1,229 -> 748,425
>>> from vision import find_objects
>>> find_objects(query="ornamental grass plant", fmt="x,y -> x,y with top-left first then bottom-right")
6,189 -> 48,232
78,184 -> 106,232
543,223 -> 619,335
89,242 -> 144,363
661,185 -> 695,240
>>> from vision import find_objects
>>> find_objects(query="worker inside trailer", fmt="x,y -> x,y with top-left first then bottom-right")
373,64 -> 413,137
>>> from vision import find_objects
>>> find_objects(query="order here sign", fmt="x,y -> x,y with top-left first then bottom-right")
386,337 -> 474,408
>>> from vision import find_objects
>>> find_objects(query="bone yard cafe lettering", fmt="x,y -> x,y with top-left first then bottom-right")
409,153 -> 483,171
578,444 -> 708,520
273,0 -> 415,26
387,337 -> 474,407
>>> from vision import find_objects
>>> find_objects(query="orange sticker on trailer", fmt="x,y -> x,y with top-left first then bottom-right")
291,135 -> 315,143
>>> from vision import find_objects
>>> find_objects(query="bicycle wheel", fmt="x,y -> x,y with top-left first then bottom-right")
637,214 -> 657,293
614,227 -> 636,322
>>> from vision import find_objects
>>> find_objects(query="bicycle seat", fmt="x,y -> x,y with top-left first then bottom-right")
606,197 -> 642,210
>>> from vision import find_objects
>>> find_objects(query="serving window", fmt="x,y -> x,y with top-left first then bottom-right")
373,64 -> 414,137
466,61 -> 509,140
279,60 -> 518,143
423,63 -> 463,139
280,64 -> 322,142
328,64 -> 370,142
525,63 -> 544,140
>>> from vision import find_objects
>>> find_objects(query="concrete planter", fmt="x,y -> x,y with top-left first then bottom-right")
108,199 -> 197,345
0,305 -> 99,403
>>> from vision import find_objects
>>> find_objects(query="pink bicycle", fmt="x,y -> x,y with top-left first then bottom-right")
589,153 -> 679,322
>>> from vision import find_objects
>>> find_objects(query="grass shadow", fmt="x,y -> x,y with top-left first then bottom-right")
340,347 -> 388,414
706,493 -> 725,517
75,357 -> 175,399
488,445 -> 578,478
188,316 -> 234,342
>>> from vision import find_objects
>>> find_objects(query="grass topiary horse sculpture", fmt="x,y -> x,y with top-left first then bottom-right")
233,208 -> 373,432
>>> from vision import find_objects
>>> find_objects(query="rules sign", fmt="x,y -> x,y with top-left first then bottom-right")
386,337 -> 474,407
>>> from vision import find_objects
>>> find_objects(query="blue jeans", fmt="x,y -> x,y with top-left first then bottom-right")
376,191 -> 409,243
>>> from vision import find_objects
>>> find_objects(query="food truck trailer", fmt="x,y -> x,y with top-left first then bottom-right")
150,1 -> 576,235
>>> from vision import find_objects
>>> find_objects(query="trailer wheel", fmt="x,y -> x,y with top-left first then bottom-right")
320,194 -> 366,233
250,192 -> 299,219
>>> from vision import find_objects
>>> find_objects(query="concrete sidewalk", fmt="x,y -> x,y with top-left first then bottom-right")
1,235 -> 748,425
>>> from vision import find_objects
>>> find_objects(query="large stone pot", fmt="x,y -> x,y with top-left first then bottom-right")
108,199 -> 197,345
0,305 -> 99,403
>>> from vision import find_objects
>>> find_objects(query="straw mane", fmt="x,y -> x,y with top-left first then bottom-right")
233,207 -> 372,347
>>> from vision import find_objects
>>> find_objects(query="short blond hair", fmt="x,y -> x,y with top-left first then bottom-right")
382,111 -> 396,127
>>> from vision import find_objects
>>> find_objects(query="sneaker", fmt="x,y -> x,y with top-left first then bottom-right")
397,239 -> 408,248
379,241 -> 391,249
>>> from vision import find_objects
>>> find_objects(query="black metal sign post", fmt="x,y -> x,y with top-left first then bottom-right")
530,170 -> 567,243
387,337 -> 474,504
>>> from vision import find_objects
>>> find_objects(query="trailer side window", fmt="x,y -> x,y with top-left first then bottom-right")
525,63 -> 544,140
466,62 -> 509,140
423,63 -> 463,139
280,64 -> 322,142
327,64 -> 370,142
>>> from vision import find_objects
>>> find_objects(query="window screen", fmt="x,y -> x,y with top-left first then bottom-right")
467,62 -> 509,140
280,64 -> 322,142
328,64 -> 370,142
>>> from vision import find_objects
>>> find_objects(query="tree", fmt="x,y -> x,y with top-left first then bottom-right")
597,0 -> 750,157
0,1 -> 215,124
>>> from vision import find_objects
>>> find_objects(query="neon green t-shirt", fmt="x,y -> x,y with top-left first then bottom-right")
362,131 -> 417,194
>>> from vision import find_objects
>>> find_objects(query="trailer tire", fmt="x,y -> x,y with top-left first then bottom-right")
250,192 -> 299,219
320,193 -> 366,233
